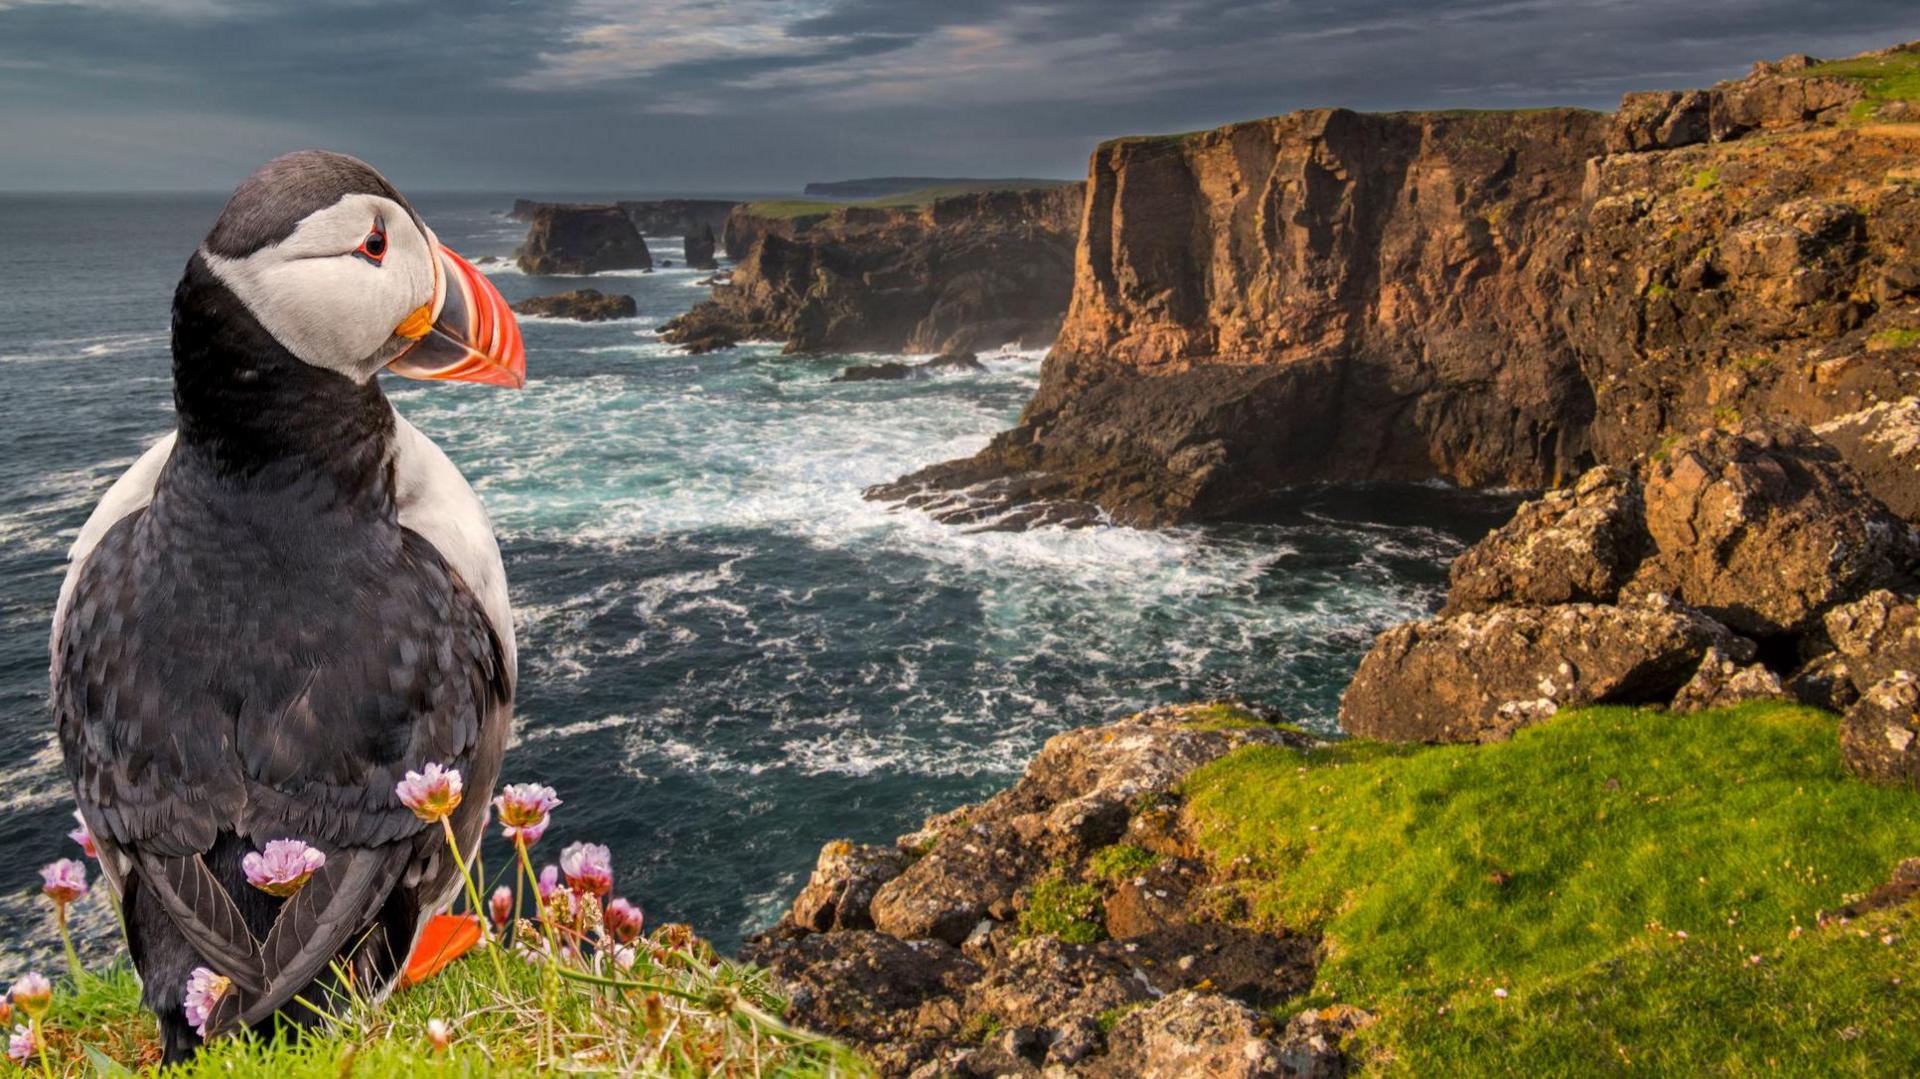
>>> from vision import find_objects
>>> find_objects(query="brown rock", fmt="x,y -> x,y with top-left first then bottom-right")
509,288 -> 637,322
1339,595 -> 1750,743
1840,671 -> 1920,785
870,819 -> 1033,946
790,841 -> 908,933
1097,990 -> 1287,1079
1822,589 -> 1920,691
1818,398 -> 1920,523
1276,1004 -> 1376,1079
1633,423 -> 1917,638
834,352 -> 987,383
683,223 -> 719,271
739,930 -> 979,1074
663,185 -> 1083,355
1669,644 -> 1787,712
1444,466 -> 1649,614
515,204 -> 651,275
1785,653 -> 1860,713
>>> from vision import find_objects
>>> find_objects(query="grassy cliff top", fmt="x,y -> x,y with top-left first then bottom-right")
742,179 -> 1077,221
22,925 -> 866,1076
1801,46 -> 1920,121
1184,701 -> 1920,1074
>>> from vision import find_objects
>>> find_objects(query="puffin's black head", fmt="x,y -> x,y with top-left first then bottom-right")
188,150 -> 524,390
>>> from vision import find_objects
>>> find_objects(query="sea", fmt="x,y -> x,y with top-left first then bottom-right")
0,192 -> 1519,966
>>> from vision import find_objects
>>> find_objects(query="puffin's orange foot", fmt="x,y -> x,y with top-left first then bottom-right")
402,913 -> 484,987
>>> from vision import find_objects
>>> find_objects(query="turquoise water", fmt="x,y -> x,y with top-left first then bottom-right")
0,193 -> 1515,959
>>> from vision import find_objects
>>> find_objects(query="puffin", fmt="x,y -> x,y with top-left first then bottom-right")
49,150 -> 524,1061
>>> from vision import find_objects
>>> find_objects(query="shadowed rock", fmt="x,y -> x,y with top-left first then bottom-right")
510,288 -> 637,322
515,205 -> 651,275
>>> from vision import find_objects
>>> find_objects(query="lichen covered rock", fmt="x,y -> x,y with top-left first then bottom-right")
1444,466 -> 1648,614
1840,671 -> 1920,785
1340,595 -> 1748,743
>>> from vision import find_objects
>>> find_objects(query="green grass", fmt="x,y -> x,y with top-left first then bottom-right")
1183,702 -> 1920,1074
1691,165 -> 1721,191
743,180 -> 1075,221
30,929 -> 868,1077
1017,874 -> 1106,945
1802,48 -> 1920,118
1088,843 -> 1160,882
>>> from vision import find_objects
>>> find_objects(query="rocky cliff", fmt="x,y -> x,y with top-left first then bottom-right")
616,198 -> 740,238
515,204 -> 651,275
662,185 -> 1085,355
878,43 -> 1920,528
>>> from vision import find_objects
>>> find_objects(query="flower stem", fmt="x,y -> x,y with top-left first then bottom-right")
438,817 -> 509,990
514,839 -> 560,1065
511,838 -> 527,947
31,1019 -> 50,1079
55,905 -> 81,982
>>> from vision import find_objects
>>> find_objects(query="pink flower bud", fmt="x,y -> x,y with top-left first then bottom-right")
604,897 -> 644,945
488,886 -> 513,928
183,967 -> 231,1039
493,783 -> 561,846
396,763 -> 463,823
6,1025 -> 34,1065
68,810 -> 97,860
242,839 -> 326,897
40,859 -> 88,906
8,974 -> 50,1021
559,842 -> 613,898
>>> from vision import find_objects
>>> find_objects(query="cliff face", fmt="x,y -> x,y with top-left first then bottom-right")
515,204 -> 651,275
616,198 -> 739,238
879,43 -> 1920,527
665,185 -> 1085,355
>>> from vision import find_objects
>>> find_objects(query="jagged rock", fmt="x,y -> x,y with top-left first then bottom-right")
1444,466 -> 1648,614
509,288 -> 637,322
1822,589 -> 1920,692
1786,653 -> 1860,713
616,198 -> 739,238
834,352 -> 987,383
1819,398 -> 1920,523
737,930 -> 978,1074
1098,991 -> 1287,1079
1276,1004 -> 1376,1079
1608,63 -> 1862,152
869,705 -> 1304,943
1632,423 -> 1917,638
966,936 -> 1149,1036
1339,595 -> 1750,743
788,841 -> 907,933
658,305 -> 739,353
664,186 -> 1083,355
515,204 -> 651,274
1670,644 -> 1786,712
684,224 -> 718,270
1840,671 -> 1920,785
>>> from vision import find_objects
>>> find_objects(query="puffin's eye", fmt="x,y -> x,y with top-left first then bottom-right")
354,218 -> 388,265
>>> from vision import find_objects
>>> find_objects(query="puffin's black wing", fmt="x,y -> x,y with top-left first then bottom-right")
56,500 -> 510,1013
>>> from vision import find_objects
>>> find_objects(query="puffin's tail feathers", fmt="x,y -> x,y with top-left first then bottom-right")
132,850 -> 266,997
227,845 -> 408,1031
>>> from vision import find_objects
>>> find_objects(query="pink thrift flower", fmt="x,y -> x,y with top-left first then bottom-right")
183,967 -> 231,1039
40,859 -> 88,906
604,897 -> 644,944
609,944 -> 637,972
488,886 -> 513,928
8,975 -> 50,1023
242,839 -> 326,897
537,865 -> 561,905
493,783 -> 561,846
6,1025 -> 33,1066
69,810 -> 97,860
397,763 -> 463,823
426,1017 -> 452,1051
559,842 -> 613,897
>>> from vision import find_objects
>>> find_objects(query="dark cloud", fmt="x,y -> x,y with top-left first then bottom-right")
0,0 -> 1912,192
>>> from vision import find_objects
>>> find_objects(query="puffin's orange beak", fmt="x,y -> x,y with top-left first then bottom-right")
388,244 -> 526,389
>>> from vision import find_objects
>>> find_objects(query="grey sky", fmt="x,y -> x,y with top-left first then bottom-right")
0,0 -> 1912,194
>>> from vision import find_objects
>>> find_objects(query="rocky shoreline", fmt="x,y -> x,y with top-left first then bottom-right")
875,43 -> 1920,528
742,702 -> 1356,1078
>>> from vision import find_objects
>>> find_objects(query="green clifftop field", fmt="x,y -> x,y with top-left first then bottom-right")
1185,702 -> 1920,1074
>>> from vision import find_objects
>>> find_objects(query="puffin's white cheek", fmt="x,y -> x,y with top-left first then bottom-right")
258,259 -> 412,375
